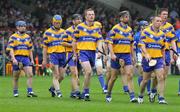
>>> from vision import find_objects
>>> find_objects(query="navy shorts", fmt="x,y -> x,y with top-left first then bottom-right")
79,50 -> 96,67
67,52 -> 77,67
111,53 -> 132,69
142,57 -> 164,72
49,52 -> 66,67
13,56 -> 32,71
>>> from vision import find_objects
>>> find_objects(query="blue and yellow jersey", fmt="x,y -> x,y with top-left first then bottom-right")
160,22 -> 176,50
176,29 -> 180,53
43,26 -> 67,54
73,22 -> 103,51
134,31 -> 141,53
139,26 -> 165,58
65,25 -> 76,52
6,32 -> 32,56
106,23 -> 133,53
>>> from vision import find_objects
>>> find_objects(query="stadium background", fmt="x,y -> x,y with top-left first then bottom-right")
0,0 -> 180,76
0,0 -> 180,112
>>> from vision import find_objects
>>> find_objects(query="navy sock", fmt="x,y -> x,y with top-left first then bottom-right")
98,74 -> 105,89
104,84 -> 108,90
151,88 -> 157,93
13,89 -> 18,94
129,92 -> 135,99
158,96 -> 164,101
123,85 -> 129,92
146,79 -> 151,92
83,88 -> 89,95
27,88 -> 32,93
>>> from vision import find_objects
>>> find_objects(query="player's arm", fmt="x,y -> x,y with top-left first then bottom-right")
7,37 -> 18,64
170,28 -> 177,62
72,27 -> 79,56
106,30 -> 116,60
139,32 -> 151,61
28,40 -> 34,64
61,32 -> 72,47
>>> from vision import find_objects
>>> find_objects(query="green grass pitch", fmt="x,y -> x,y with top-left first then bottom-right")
0,75 -> 180,112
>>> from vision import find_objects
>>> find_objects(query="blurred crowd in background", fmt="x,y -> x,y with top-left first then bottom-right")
0,0 -> 180,75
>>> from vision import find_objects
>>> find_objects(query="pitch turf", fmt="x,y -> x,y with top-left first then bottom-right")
0,75 -> 180,112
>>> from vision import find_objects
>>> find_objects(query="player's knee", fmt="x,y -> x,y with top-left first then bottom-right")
85,70 -> 92,76
59,75 -> 64,80
26,71 -> 33,77
53,74 -> 60,79
110,75 -> 117,82
13,76 -> 19,81
126,73 -> 133,80
71,69 -> 77,76
142,79 -> 148,85
157,74 -> 164,82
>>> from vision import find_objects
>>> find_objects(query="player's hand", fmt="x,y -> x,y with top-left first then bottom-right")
97,52 -> 102,59
42,60 -> 47,68
119,59 -> 125,67
144,53 -> 151,61
132,57 -> 136,65
31,60 -> 35,65
103,56 -> 108,64
72,54 -> 77,61
12,58 -> 18,65
170,58 -> 175,64
111,54 -> 116,61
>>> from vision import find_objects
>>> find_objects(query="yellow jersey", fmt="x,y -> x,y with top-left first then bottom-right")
7,32 -> 32,56
65,25 -> 76,52
139,26 -> 165,58
106,23 -> 133,53
74,22 -> 103,51
43,26 -> 67,54
160,22 -> 176,50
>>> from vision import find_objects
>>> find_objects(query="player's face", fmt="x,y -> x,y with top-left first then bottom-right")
17,26 -> 26,33
53,22 -> 61,29
160,11 -> 168,22
73,18 -> 82,26
85,11 -> 95,22
121,15 -> 129,24
153,17 -> 162,29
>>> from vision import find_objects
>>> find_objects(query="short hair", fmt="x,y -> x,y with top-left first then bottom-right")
152,15 -> 161,21
84,8 -> 94,16
158,8 -> 168,15
72,14 -> 82,20
119,10 -> 129,18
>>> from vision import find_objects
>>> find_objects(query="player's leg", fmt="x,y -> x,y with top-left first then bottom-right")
122,53 -> 137,102
124,65 -> 137,102
106,68 -> 118,102
120,66 -> 129,94
138,72 -> 151,104
23,57 -> 37,97
104,56 -> 111,93
12,56 -> 21,97
154,68 -> 167,104
69,66 -> 80,98
95,55 -> 105,93
150,73 -> 158,95
13,70 -> 20,97
49,53 -> 62,97
24,66 -> 37,97
105,56 -> 119,102
81,61 -> 92,101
